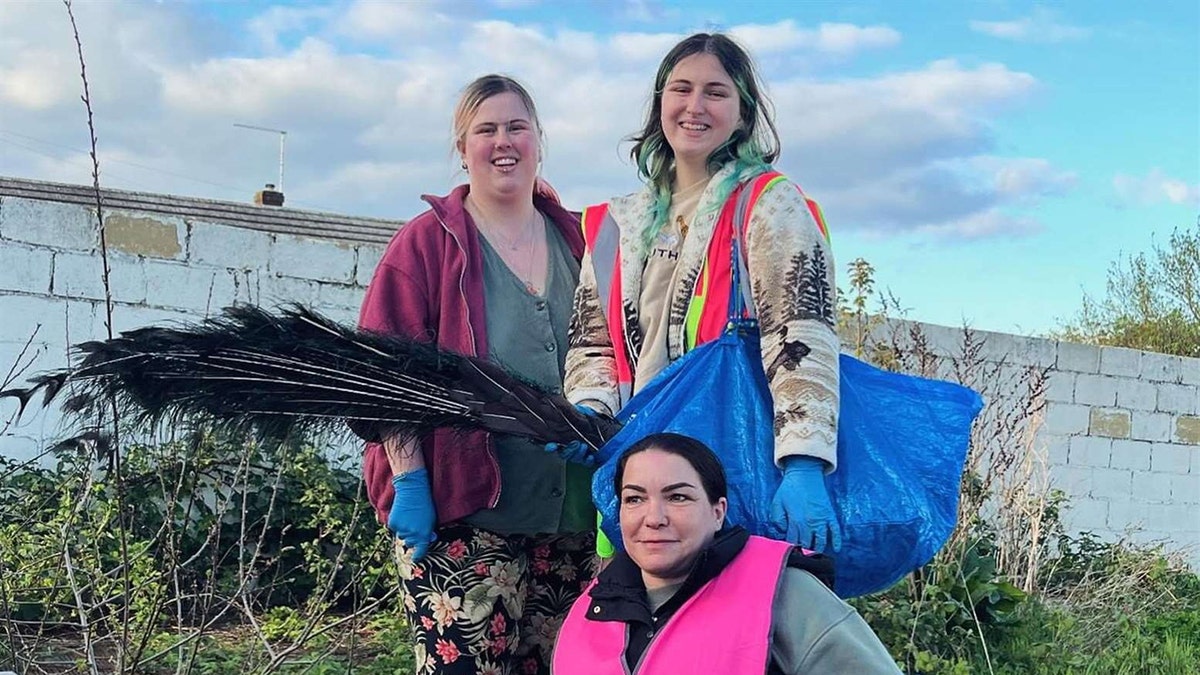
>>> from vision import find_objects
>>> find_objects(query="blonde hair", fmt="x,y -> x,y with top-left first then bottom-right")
452,74 -> 544,157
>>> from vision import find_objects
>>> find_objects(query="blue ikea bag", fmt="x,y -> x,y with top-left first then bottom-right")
591,243 -> 984,597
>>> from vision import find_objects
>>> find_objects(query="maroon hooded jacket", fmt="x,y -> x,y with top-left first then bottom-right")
358,185 -> 584,525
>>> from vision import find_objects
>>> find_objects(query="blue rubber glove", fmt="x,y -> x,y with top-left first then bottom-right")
387,468 -> 437,561
544,404 -> 601,466
769,456 -> 842,553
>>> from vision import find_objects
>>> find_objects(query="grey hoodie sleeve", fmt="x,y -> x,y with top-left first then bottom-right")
770,568 -> 902,674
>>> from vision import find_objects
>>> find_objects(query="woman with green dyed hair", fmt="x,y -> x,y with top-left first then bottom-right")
561,32 -> 843,556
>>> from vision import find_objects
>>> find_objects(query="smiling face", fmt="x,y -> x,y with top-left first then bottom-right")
619,448 -> 728,589
457,91 -> 539,204
659,52 -> 741,182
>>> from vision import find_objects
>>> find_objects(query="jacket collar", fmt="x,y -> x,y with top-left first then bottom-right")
585,526 -> 836,626
421,184 -> 584,258
586,525 -> 752,625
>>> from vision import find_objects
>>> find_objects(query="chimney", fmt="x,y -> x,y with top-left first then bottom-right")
254,183 -> 285,207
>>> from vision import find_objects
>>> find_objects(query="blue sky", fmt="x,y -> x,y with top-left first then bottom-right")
1,0 -> 1196,337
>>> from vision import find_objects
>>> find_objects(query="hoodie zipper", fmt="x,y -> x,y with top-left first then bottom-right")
432,209 -> 501,509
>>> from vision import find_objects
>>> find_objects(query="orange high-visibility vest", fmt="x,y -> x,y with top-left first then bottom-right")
578,171 -> 829,406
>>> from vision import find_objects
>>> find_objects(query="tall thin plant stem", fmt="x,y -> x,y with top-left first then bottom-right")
63,2 -> 132,670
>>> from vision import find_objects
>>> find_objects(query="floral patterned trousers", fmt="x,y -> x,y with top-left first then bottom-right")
394,524 -> 597,675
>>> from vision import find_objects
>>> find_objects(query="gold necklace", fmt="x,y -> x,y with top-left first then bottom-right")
471,199 -> 543,294
672,176 -> 707,240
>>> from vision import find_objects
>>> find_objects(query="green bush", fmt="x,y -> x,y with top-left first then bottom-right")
0,429 -> 398,671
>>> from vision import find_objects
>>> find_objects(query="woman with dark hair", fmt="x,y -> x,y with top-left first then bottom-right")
563,33 -> 842,553
551,433 -> 900,674
360,74 -> 595,675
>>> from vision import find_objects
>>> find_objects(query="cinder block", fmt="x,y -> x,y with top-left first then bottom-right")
1157,384 -> 1199,415
190,221 -> 272,270
230,268 -> 260,305
1109,440 -> 1152,471
269,234 -> 356,284
1063,498 -> 1110,532
986,334 -> 1057,368
0,243 -> 53,294
1089,408 -> 1130,438
1044,434 -> 1070,466
1074,373 -> 1120,407
108,303 -> 195,334
1116,380 -> 1158,411
1044,403 -> 1090,435
1099,347 -> 1141,378
1043,371 -> 1076,404
1126,528 -> 1171,547
0,293 -> 68,342
916,322 -> 965,360
62,299 -> 101,344
1092,467 -> 1133,498
355,244 -> 386,287
1057,341 -> 1100,373
52,251 -> 146,304
1145,503 -> 1196,527
0,339 -> 52,390
0,197 -> 97,251
1131,472 -> 1172,503
1131,411 -> 1174,443
1150,442 -> 1193,473
1050,464 -> 1092,497
1177,416 -> 1200,445
258,274 -> 319,308
1170,473 -> 1200,504
104,212 -> 184,259
316,282 -> 365,315
1069,435 -> 1112,468
1141,352 -> 1183,384
1181,358 -> 1200,386
143,261 -> 237,314
1107,500 -> 1150,531
320,305 -> 360,326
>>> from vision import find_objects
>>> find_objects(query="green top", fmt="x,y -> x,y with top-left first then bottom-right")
462,214 -> 595,535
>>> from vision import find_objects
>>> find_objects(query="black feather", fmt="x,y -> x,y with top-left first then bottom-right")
2,305 -> 620,452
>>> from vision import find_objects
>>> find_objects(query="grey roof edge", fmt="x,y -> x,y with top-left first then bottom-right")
0,175 -> 403,246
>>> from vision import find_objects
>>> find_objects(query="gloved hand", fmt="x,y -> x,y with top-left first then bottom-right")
387,468 -> 437,561
544,404 -> 601,466
769,456 -> 842,553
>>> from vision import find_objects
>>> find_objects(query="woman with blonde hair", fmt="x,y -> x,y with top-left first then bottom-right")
359,74 -> 595,675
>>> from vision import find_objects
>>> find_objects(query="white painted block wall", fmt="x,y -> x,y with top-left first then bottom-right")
2,193 -> 1197,568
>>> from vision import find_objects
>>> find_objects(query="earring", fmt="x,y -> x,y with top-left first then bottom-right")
461,160 -> 468,171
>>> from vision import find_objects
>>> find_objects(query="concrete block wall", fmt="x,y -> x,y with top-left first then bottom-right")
3,192 -> 1198,569
0,195 -> 389,464
892,321 -> 1200,569
1039,343 -> 1200,560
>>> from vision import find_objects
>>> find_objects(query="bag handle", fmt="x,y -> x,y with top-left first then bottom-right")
727,173 -> 778,323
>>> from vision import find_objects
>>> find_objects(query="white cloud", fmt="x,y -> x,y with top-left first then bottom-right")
0,4 -> 1060,239
246,5 -> 334,53
610,31 -> 687,62
0,50 -> 74,110
969,7 -> 1090,43
916,210 -> 1042,240
729,20 -> 900,56
971,156 -> 1077,200
768,60 -> 1052,238
1113,169 -> 1200,206
334,0 -> 457,41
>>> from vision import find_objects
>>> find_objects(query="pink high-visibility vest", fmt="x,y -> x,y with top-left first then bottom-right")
552,536 -> 792,674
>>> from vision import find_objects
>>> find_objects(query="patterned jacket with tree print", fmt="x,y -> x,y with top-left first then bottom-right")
564,162 -> 840,468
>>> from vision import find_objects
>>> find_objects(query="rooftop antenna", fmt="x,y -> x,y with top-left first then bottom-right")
233,123 -> 287,193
